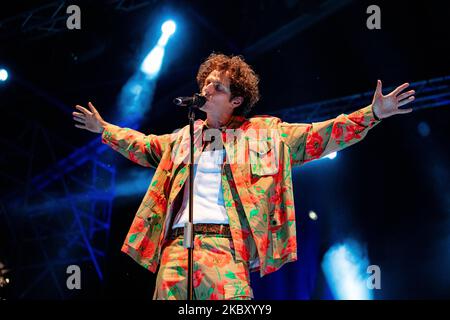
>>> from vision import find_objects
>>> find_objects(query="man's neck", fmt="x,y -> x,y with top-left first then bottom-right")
205,113 -> 233,129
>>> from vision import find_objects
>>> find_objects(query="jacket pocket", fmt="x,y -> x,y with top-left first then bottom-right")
248,139 -> 279,176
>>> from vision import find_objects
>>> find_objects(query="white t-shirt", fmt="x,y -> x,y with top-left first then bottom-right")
172,149 -> 229,228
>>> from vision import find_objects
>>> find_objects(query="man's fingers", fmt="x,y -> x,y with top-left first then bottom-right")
396,107 -> 413,114
397,90 -> 415,101
88,102 -> 98,114
392,83 -> 409,96
398,96 -> 415,107
72,112 -> 84,117
75,105 -> 93,116
73,116 -> 85,124
376,80 -> 382,95
74,124 -> 87,129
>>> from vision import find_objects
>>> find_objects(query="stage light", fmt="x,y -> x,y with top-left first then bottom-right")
0,69 -> 8,81
119,18 -> 177,125
141,46 -> 165,78
321,240 -> 373,300
310,151 -> 337,164
157,20 -> 177,47
308,210 -> 318,220
325,152 -> 337,160
140,20 -> 176,78
161,20 -> 176,36
0,261 -> 10,289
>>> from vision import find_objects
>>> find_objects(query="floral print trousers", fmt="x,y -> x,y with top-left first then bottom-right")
153,234 -> 254,300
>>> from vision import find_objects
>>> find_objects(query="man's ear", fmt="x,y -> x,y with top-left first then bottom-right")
231,96 -> 244,108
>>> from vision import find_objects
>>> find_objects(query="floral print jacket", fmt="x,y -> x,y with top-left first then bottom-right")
101,105 -> 381,276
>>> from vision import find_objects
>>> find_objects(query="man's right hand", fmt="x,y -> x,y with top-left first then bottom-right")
73,102 -> 108,133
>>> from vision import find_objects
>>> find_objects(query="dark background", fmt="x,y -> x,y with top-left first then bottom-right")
0,0 -> 449,300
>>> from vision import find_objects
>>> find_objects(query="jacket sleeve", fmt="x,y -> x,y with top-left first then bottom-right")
101,123 -> 177,168
278,105 -> 382,166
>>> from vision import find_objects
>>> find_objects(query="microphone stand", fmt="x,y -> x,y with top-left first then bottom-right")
173,94 -> 205,300
184,105 -> 195,300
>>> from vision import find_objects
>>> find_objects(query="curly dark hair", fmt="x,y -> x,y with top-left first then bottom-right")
196,53 -> 260,116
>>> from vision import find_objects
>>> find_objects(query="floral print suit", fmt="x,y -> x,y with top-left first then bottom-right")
101,105 -> 381,279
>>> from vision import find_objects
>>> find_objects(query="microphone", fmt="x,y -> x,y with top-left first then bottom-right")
173,93 -> 207,108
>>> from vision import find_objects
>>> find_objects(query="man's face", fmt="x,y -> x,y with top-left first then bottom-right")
199,70 -> 242,114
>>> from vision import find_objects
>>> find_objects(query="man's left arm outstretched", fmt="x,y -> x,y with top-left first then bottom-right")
278,80 -> 415,166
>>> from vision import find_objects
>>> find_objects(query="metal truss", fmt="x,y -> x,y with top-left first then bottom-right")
272,75 -> 450,123
1,121 -> 115,299
0,0 -> 157,41
0,1 -> 70,41
112,0 -> 157,12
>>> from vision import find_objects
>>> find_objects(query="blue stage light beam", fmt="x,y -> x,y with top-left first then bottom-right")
117,72 -> 156,126
116,19 -> 177,126
114,169 -> 155,197
140,20 -> 176,78
0,68 -> 8,81
321,239 -> 373,300
140,46 -> 165,79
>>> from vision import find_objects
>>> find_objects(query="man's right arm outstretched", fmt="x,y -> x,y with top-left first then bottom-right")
73,102 -> 174,169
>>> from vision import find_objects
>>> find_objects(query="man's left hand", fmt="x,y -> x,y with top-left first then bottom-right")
372,80 -> 415,120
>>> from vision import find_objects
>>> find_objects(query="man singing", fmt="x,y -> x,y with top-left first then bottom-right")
73,53 -> 415,300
